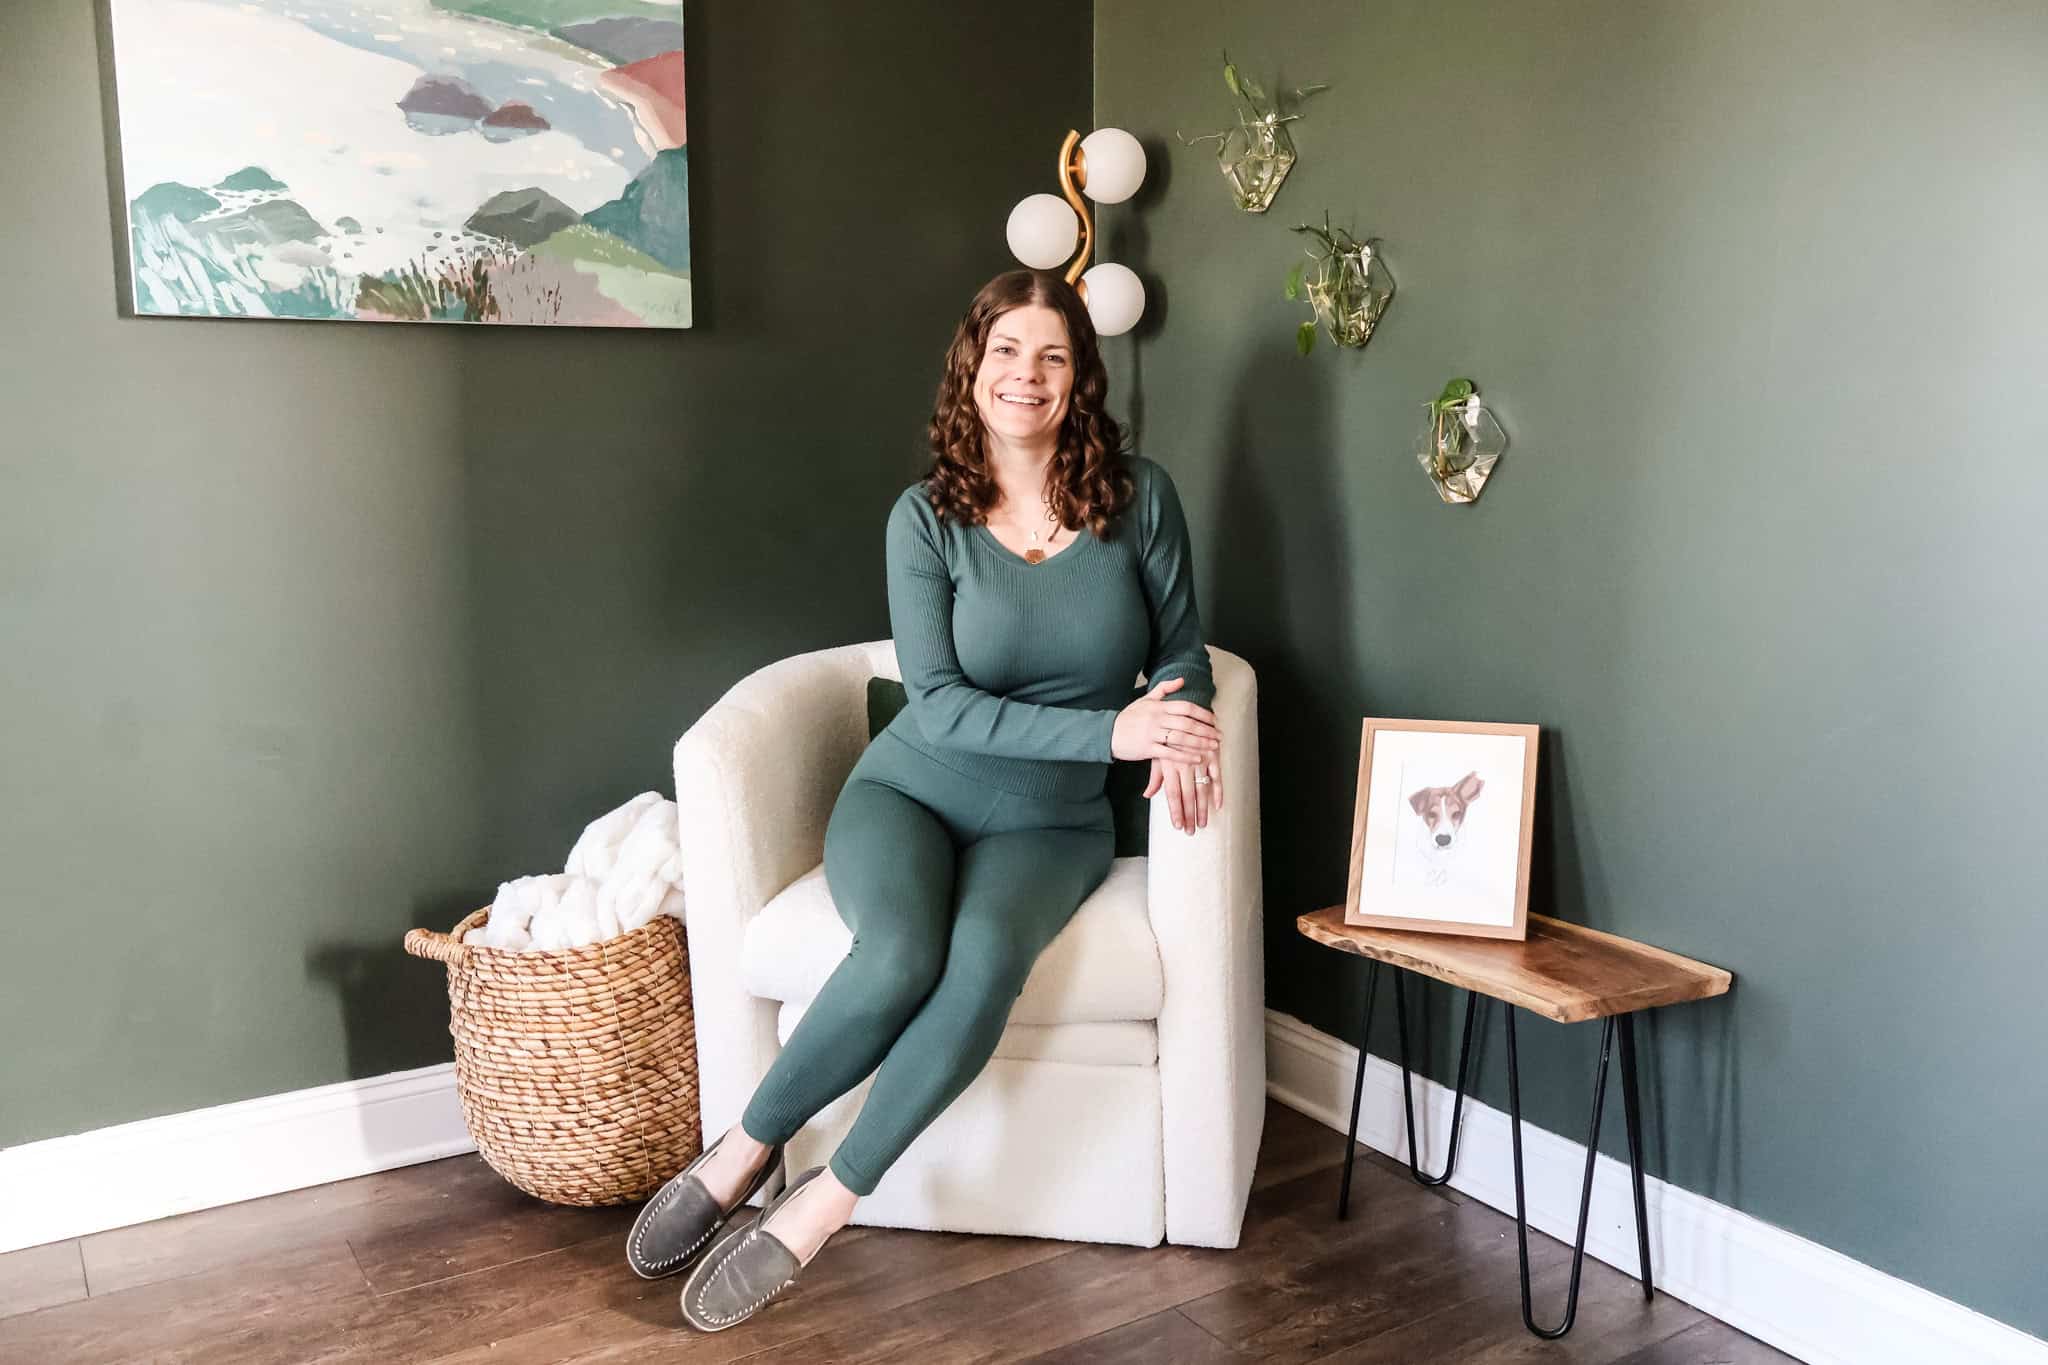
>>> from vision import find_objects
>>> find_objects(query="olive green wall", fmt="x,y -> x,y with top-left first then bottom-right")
1097,0 -> 2046,1339
0,0 -> 1092,1146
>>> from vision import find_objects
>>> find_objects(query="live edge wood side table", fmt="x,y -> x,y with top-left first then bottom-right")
1295,906 -> 1733,1341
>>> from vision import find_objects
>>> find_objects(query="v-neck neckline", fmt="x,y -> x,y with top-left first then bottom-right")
972,520 -> 1094,569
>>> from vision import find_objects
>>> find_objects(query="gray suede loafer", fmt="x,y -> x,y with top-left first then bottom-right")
624,1127 -> 785,1280
678,1163 -> 833,1332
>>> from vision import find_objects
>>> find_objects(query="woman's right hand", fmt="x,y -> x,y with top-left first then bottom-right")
1111,676 -> 1222,763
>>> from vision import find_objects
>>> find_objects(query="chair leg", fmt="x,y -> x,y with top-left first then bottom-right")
1336,959 -> 1381,1220
1506,1008 -> 1616,1340
1392,972 -> 1479,1186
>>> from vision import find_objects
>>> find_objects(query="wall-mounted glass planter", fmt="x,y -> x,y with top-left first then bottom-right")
1217,115 -> 1296,212
1308,241 -> 1393,347
1176,52 -> 1326,214
1287,216 -> 1393,354
1417,395 -> 1508,504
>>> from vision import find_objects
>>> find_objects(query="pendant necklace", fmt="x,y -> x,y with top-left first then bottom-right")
1010,497 -> 1061,564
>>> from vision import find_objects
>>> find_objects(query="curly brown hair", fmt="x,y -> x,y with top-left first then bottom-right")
920,268 -> 1135,540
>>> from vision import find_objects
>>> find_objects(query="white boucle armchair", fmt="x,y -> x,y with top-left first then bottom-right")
672,638 -> 1264,1248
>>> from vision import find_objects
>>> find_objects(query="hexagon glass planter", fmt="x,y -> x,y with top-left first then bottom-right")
1417,398 -> 1508,504
1215,114 -> 1297,212
1308,243 -> 1394,349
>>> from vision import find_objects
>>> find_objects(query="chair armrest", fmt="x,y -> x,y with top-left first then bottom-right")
674,639 -> 887,1141
1146,645 -> 1266,1248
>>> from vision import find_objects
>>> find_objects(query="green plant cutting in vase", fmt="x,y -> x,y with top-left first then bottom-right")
1284,211 -> 1393,355
1417,378 -> 1509,504
1176,50 -> 1328,213
1428,378 -> 1477,477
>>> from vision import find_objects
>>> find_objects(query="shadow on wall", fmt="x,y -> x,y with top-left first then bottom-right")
305,883 -> 482,1133
1206,346 -> 1355,1031
1480,704 -> 1741,1188
1105,134 -> 1172,443
1641,959 -> 1741,1201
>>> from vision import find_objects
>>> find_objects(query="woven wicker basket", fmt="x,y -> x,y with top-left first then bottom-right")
403,904 -> 701,1206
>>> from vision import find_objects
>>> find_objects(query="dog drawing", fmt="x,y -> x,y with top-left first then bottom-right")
1403,771 -> 1485,887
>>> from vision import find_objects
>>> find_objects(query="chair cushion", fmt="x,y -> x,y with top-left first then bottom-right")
739,857 -> 1164,1025
866,675 -> 1151,857
776,999 -> 1157,1066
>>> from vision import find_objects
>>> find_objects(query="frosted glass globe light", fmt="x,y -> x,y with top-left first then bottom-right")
1006,193 -> 1080,270
1080,262 -> 1144,336
1078,128 -> 1146,204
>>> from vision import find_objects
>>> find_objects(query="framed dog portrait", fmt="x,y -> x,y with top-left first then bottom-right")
1344,718 -> 1540,940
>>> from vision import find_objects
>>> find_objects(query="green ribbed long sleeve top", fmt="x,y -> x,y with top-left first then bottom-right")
881,454 -> 1216,802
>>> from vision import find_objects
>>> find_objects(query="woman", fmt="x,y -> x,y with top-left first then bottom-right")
629,268 -> 1226,1331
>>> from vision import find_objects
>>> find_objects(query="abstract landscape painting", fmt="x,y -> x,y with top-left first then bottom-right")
105,0 -> 691,327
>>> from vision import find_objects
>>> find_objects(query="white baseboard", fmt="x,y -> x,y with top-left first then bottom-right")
0,1063 -> 474,1254
1264,1007 -> 2048,1365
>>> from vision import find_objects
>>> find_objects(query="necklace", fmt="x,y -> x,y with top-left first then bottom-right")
993,494 -> 1064,564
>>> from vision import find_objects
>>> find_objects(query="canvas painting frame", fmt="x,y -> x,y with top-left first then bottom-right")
1343,717 -> 1540,940
103,0 -> 692,329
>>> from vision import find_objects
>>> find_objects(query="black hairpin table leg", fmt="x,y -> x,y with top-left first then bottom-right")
1336,960 -> 1381,1220
1393,972 -> 1479,1185
1618,1012 -> 1655,1301
1338,962 -> 1481,1214
1505,1006 -> 1654,1339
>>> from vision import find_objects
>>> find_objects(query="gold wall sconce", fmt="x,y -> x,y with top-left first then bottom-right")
1005,127 -> 1148,335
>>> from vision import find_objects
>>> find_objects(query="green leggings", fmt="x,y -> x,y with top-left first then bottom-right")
738,726 -> 1116,1195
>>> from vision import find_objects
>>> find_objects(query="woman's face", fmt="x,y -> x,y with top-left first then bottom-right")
971,303 -> 1073,452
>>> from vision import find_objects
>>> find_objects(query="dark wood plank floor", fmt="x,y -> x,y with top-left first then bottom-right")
0,1100 -> 1792,1363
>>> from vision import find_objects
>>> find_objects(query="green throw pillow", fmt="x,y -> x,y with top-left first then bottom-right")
866,675 -> 1150,858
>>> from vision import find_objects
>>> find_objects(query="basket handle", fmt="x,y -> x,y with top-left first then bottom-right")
405,905 -> 491,964
404,927 -> 468,964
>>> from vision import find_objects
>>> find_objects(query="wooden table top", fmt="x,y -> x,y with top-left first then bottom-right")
1296,905 -> 1732,1024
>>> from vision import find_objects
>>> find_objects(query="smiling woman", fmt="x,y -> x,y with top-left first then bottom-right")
638,268 -> 1225,1331
974,309 -> 1074,557
923,269 -> 1131,541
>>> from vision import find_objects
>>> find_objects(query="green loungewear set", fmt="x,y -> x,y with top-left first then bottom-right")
738,455 -> 1216,1196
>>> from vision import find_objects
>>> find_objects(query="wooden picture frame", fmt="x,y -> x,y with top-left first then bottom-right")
1344,717 -> 1541,940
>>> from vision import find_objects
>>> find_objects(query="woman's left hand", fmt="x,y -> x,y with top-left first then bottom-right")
1144,751 -> 1223,834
